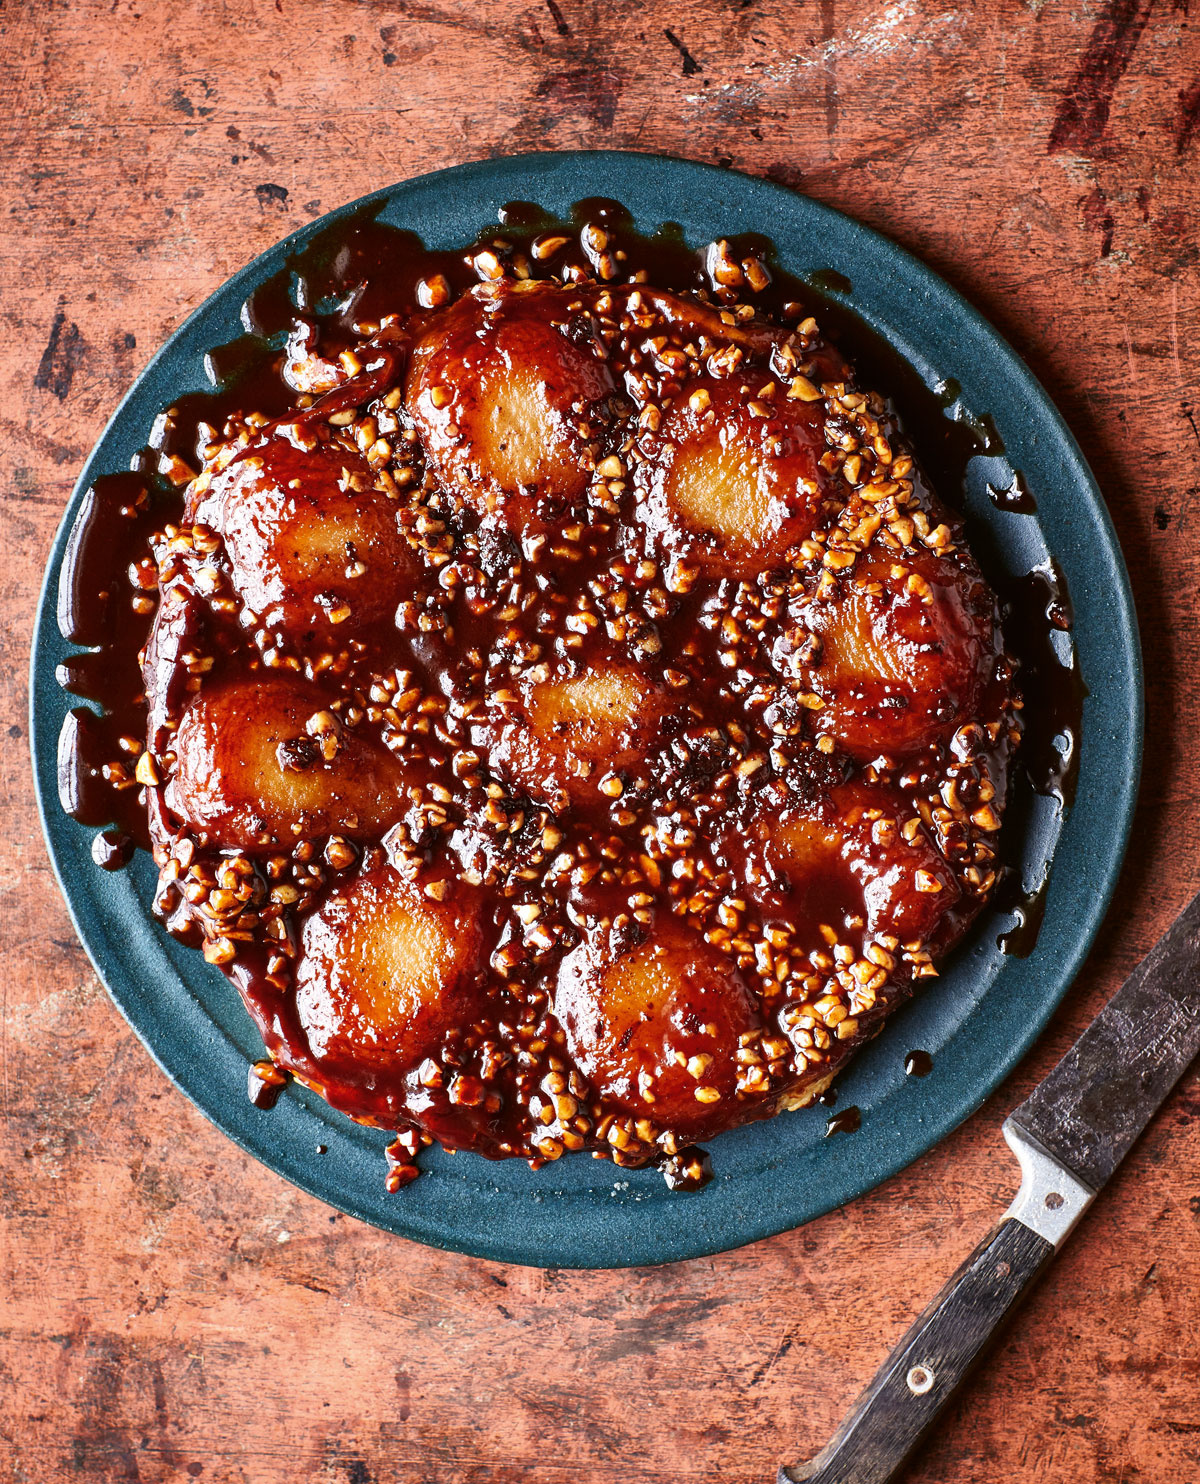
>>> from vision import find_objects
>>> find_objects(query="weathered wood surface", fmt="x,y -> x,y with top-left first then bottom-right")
2,2 -> 1199,1480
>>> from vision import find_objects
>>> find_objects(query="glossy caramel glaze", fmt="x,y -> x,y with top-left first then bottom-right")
190,435 -> 420,646
165,672 -> 409,847
66,207 -> 1023,1182
406,281 -> 617,535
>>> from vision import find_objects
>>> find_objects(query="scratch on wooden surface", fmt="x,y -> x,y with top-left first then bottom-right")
663,28 -> 703,76
1048,0 -> 1154,155
747,1330 -> 797,1387
1080,185 -> 1115,257
1182,404 -> 1200,455
33,302 -> 83,401
1176,77 -> 1200,156
757,0 -> 953,86
0,977 -> 9,1127
533,61 -> 624,128
544,0 -> 572,39
1170,280 -> 1183,393
819,0 -> 839,144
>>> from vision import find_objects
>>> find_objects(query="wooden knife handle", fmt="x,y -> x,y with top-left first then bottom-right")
777,1218 -> 1055,1484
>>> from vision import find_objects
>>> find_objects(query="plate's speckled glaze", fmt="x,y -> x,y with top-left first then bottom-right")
30,151 -> 1142,1268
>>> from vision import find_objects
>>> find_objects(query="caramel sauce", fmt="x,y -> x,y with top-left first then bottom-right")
247,1058 -> 289,1109
999,562 -> 1083,809
90,828 -> 136,871
988,473 -> 1037,514
661,1144 -> 715,1192
53,195 -> 1079,1178
994,872 -> 1051,959
56,472 -> 163,848
826,1105 -> 861,1137
904,1048 -> 933,1077
807,268 -> 853,295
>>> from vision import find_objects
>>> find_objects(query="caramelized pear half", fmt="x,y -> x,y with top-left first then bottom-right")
166,673 -> 407,847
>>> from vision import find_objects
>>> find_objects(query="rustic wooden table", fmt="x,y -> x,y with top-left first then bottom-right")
4,2 -> 1198,1480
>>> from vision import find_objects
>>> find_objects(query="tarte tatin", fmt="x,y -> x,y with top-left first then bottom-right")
127,215 -> 1018,1189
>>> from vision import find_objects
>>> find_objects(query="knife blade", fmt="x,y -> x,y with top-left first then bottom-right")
777,885 -> 1200,1484
1006,887 -> 1200,1190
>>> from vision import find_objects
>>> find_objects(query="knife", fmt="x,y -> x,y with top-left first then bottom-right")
778,886 -> 1200,1484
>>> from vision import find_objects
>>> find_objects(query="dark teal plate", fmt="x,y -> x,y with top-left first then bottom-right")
30,152 -> 1142,1268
